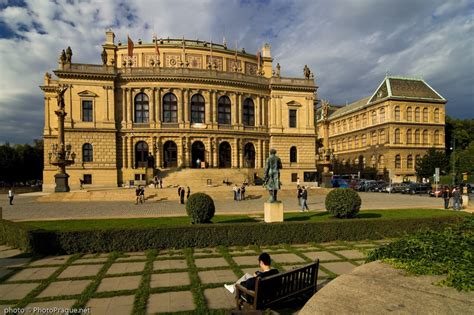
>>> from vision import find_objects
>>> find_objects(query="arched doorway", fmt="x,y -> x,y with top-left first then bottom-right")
243,142 -> 255,168
191,141 -> 205,168
219,141 -> 232,168
163,141 -> 177,168
135,141 -> 149,168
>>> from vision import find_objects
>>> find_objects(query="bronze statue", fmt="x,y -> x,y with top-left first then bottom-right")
263,148 -> 282,202
303,65 -> 311,79
101,48 -> 108,65
56,85 -> 68,110
65,46 -> 72,63
60,50 -> 66,64
276,63 -> 281,77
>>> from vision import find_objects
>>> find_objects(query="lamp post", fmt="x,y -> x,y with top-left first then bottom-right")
48,85 -> 76,192
450,135 -> 456,185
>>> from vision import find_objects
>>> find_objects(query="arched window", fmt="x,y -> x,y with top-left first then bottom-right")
354,136 -> 359,148
379,130 -> 385,143
394,106 -> 400,121
415,155 -> 421,166
82,143 -> 93,162
434,108 -> 440,123
217,96 -> 231,124
434,130 -> 440,145
423,108 -> 428,122
395,154 -> 401,169
407,155 -> 413,169
415,129 -> 420,144
415,107 -> 420,122
394,128 -> 400,144
348,137 -> 352,149
163,93 -> 178,123
243,98 -> 255,126
406,129 -> 412,144
342,138 -> 346,150
135,141 -> 149,168
379,108 -> 385,123
371,110 -> 377,125
190,94 -> 205,123
290,146 -> 297,163
134,93 -> 149,123
406,107 -> 412,121
362,134 -> 367,147
422,129 -> 428,144
372,131 -> 378,145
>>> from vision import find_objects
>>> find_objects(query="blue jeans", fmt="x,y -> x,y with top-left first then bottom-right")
301,199 -> 309,211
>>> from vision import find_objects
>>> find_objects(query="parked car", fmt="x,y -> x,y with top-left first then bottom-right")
402,183 -> 432,195
331,178 -> 349,188
385,182 -> 409,193
429,187 -> 443,197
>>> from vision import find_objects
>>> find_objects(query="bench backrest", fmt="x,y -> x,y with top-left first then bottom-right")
255,260 -> 319,308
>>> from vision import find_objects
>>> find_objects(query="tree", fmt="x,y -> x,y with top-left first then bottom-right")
0,140 -> 43,186
415,148 -> 449,180
457,141 -> 474,174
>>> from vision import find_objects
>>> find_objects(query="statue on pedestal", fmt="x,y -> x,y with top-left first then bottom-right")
263,148 -> 282,202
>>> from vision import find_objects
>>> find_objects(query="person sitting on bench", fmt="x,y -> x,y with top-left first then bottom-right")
224,252 -> 279,294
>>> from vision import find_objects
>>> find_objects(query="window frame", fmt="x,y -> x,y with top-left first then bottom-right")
163,93 -> 178,123
134,93 -> 149,123
289,109 -> 297,128
243,98 -> 255,126
81,99 -> 93,122
82,143 -> 93,162
290,146 -> 297,163
217,96 -> 231,125
190,94 -> 205,124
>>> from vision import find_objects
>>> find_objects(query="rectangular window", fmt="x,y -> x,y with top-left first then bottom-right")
82,100 -> 93,122
291,173 -> 298,182
83,174 -> 92,184
289,109 -> 297,128
304,172 -> 317,182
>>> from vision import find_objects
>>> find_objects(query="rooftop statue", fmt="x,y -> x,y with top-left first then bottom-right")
303,65 -> 311,79
65,46 -> 72,63
263,148 -> 282,203
101,48 -> 107,65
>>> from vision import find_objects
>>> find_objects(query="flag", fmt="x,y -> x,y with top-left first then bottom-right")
154,35 -> 160,56
127,35 -> 134,57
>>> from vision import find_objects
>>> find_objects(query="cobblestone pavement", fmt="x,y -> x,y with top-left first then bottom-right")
0,188 -> 444,221
0,240 -> 388,314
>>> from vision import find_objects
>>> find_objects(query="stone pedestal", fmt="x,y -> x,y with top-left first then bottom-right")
462,195 -> 469,208
54,173 -> 70,192
264,202 -> 284,223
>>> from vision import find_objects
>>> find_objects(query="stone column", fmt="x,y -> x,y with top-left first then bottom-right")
256,139 -> 262,168
212,138 -> 218,168
270,96 -> 276,127
156,137 -> 162,168
128,88 -> 133,124
179,89 -> 184,125
232,138 -> 238,168
150,88 -> 155,125
256,96 -> 261,127
184,89 -> 190,124
240,140 -> 245,168
128,136 -> 134,169
186,137 -> 192,168
211,90 -> 218,125
122,88 -> 127,124
122,135 -> 128,169
156,88 -> 162,124
44,97 -> 51,134
205,90 -> 211,124
238,94 -> 243,126
232,93 -> 238,126
277,97 -> 282,127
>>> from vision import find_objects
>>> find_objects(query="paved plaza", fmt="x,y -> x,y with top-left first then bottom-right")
0,240 -> 386,314
0,186 -> 447,221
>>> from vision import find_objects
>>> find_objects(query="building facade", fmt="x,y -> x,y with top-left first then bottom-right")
316,76 -> 447,182
41,30 -> 317,191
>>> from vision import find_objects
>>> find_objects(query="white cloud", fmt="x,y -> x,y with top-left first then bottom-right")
0,0 -> 472,143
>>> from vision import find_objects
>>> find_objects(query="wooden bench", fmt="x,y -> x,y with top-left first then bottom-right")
235,259 -> 319,310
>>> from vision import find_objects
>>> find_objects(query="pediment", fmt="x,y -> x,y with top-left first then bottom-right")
78,90 -> 98,97
286,100 -> 302,107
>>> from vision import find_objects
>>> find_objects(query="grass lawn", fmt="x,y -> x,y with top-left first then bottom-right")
21,209 -> 468,231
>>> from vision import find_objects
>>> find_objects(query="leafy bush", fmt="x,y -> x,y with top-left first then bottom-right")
325,188 -> 361,218
0,216 -> 465,254
366,216 -> 474,291
185,193 -> 215,224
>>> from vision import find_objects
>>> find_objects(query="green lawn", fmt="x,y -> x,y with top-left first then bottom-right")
21,209 -> 468,231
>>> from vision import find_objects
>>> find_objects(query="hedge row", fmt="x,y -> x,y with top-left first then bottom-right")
0,216 -> 464,255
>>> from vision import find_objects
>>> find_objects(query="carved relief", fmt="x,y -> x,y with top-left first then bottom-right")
245,62 -> 258,75
121,54 -> 137,66
165,53 -> 181,67
206,56 -> 223,71
187,54 -> 203,69
228,59 -> 242,72
145,54 -> 160,66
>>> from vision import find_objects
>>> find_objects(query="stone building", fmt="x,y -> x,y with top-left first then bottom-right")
316,76 -> 447,182
41,30 -> 317,191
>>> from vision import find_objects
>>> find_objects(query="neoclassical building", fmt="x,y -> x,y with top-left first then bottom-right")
41,30 -> 317,191
316,76 -> 447,182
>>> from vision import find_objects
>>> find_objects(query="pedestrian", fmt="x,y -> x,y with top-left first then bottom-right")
178,186 -> 182,202
296,177 -> 300,186
452,186 -> 462,211
159,177 -> 163,189
233,184 -> 238,201
442,186 -> 450,209
300,186 -> 309,212
139,186 -> 145,203
237,186 -> 241,201
196,158 -> 201,168
187,186 -> 191,199
135,186 -> 141,205
180,186 -> 185,204
241,184 -> 246,200
79,179 -> 84,190
8,188 -> 14,205
297,185 -> 303,206
153,176 -> 158,189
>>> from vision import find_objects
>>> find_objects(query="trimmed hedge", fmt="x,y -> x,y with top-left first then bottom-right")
326,188 -> 362,218
0,216 -> 465,255
185,193 -> 215,223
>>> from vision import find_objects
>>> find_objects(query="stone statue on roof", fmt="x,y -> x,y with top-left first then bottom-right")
59,50 -> 66,64
322,99 -> 329,120
276,63 -> 281,77
65,46 -> 72,63
303,65 -> 311,79
101,48 -> 107,65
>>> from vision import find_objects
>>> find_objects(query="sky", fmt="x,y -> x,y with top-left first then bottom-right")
0,0 -> 473,144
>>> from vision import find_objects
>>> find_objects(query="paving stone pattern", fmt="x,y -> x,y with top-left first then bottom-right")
0,240 -> 378,314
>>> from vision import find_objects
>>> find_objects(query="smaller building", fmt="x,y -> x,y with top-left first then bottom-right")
317,76 -> 446,182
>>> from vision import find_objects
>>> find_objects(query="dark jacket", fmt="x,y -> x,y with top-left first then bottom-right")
241,269 -> 279,291
301,189 -> 308,200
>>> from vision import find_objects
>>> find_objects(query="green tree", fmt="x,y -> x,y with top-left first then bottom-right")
415,148 -> 449,180
457,141 -> 474,174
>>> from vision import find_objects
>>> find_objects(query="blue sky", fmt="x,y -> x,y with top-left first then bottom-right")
0,0 -> 473,144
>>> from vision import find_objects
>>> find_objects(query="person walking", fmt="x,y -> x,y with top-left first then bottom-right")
442,186 -> 450,209
186,186 -> 191,199
153,176 -> 158,189
300,186 -> 309,212
297,185 -> 303,206
159,177 -> 163,189
8,188 -> 14,205
135,186 -> 141,205
233,184 -> 238,201
180,186 -> 185,204
452,186 -> 462,211
139,186 -> 145,203
79,179 -> 84,190
240,184 -> 246,200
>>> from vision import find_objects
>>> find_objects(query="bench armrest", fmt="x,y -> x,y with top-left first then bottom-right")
235,283 -> 256,297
